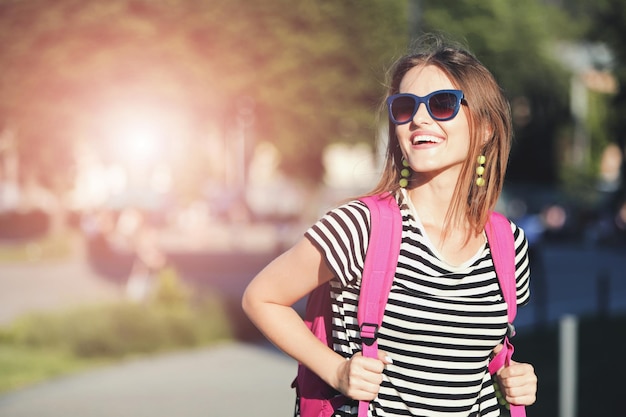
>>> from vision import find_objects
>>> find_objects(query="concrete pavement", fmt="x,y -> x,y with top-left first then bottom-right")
0,342 -> 298,417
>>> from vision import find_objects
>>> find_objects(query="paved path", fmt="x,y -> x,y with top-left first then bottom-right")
0,342 -> 297,417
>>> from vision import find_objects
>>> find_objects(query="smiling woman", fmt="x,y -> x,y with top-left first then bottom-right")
242,36 -> 537,417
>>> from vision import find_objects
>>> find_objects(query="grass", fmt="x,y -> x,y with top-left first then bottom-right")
0,345 -> 111,392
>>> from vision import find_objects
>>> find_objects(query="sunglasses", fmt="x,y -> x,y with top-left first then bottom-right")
386,89 -> 465,124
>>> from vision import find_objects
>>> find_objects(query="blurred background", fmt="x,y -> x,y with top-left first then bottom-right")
0,1 -> 624,416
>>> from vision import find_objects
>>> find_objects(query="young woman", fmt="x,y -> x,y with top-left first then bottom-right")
242,37 -> 538,416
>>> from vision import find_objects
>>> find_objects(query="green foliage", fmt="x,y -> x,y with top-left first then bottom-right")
151,266 -> 192,308
1,0 -> 619,191
421,0 -> 574,184
421,0 -> 572,94
572,0 -> 626,193
4,269 -> 231,359
0,0 -> 408,188
0,345 -> 103,393
587,91 -> 614,174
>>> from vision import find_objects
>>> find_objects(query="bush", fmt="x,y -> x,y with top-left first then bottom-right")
7,268 -> 232,358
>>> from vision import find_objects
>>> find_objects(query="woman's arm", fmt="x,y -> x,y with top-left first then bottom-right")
241,237 -> 387,400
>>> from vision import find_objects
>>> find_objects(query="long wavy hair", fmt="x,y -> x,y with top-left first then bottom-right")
370,36 -> 512,240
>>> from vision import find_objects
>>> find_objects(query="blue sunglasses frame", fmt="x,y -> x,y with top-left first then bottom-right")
386,89 -> 465,124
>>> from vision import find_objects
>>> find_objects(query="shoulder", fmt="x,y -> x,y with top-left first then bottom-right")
496,216 -> 531,270
305,199 -> 371,247
332,199 -> 371,218
508,218 -> 529,249
317,199 -> 371,231
304,199 -> 372,286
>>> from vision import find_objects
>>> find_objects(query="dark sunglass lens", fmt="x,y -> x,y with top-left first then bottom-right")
429,93 -> 458,119
391,96 -> 416,123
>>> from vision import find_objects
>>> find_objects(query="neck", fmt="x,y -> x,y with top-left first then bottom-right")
406,179 -> 455,226
405,179 -> 476,245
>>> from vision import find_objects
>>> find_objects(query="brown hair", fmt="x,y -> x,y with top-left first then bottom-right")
370,36 -> 512,239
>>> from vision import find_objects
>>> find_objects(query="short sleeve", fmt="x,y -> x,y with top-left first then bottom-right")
511,221 -> 531,306
304,200 -> 371,288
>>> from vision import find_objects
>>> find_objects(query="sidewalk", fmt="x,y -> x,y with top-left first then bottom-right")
0,342 -> 297,417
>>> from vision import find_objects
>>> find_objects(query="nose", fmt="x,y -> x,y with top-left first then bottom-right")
412,101 -> 432,124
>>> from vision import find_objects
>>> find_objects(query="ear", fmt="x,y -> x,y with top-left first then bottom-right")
482,127 -> 493,145
483,125 -> 493,145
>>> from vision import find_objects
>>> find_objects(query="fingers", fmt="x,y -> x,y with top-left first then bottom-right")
338,352 -> 390,401
496,361 -> 537,406
377,350 -> 394,365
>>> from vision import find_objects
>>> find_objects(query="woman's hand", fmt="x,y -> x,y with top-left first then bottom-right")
335,351 -> 392,401
493,344 -> 537,406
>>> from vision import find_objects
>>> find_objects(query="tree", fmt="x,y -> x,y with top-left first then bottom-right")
419,0 -> 576,185
572,0 -> 626,207
0,0 -> 409,204
2,0 -> 594,203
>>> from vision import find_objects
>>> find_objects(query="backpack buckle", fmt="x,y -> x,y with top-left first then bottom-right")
360,323 -> 379,346
506,322 -> 516,338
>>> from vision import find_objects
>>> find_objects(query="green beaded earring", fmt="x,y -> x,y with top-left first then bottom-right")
399,158 -> 411,188
476,155 -> 486,187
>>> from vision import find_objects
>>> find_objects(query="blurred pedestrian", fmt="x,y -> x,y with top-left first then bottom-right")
243,35 -> 537,417
83,207 -> 166,300
120,208 -> 167,301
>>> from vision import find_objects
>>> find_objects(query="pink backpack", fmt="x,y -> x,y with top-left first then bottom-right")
292,193 -> 525,417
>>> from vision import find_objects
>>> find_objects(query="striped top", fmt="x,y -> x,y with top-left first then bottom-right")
304,190 -> 530,417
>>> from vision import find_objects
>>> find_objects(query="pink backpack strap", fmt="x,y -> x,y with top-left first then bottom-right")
485,211 -> 526,417
357,193 -> 402,416
486,212 -> 517,323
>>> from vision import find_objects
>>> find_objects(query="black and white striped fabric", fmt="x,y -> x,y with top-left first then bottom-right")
303,190 -> 530,417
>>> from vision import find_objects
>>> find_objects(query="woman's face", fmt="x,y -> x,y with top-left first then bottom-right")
395,64 -> 472,186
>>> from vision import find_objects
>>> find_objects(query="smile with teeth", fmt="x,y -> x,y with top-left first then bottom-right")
411,135 -> 444,145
